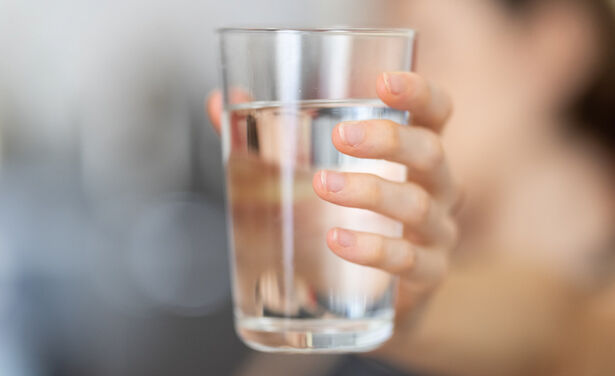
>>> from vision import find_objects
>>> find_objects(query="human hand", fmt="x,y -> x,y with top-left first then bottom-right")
207,72 -> 459,326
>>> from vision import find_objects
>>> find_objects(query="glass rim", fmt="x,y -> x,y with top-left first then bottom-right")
217,27 -> 416,38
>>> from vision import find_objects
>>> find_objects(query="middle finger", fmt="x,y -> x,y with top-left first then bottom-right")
331,119 -> 455,200
313,171 -> 454,245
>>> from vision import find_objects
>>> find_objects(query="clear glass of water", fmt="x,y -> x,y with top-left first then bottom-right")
218,28 -> 416,353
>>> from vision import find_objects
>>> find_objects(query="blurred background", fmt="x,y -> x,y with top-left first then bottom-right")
2,0 -> 615,375
0,0 -> 393,375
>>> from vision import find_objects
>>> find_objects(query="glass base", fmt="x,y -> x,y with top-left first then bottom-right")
236,316 -> 393,353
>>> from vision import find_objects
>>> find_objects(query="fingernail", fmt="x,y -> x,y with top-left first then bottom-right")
383,72 -> 407,95
320,171 -> 345,193
338,122 -> 365,146
334,229 -> 356,247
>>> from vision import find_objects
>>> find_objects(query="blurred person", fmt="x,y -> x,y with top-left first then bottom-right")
208,0 -> 615,375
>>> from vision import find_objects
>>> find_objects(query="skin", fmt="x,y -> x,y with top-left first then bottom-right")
209,1 -> 615,374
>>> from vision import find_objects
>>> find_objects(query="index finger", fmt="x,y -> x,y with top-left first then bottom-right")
376,72 -> 453,132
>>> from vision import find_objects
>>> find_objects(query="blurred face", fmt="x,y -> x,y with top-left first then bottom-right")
387,0 -> 600,195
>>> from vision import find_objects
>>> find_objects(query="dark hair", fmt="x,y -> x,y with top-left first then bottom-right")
500,0 -> 615,159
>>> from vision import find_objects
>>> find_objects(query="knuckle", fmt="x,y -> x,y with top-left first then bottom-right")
432,83 -> 454,125
384,241 -> 414,274
416,132 -> 445,172
423,253 -> 449,290
397,241 -> 416,273
408,74 -> 431,109
407,188 -> 431,225
368,236 -> 387,266
381,120 -> 402,156
365,175 -> 383,208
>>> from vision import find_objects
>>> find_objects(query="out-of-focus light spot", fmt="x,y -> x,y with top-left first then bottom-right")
129,194 -> 230,316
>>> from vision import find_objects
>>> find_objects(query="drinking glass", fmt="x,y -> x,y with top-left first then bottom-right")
218,28 -> 416,353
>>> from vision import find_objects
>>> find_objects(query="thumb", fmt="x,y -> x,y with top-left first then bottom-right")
206,90 -> 223,134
